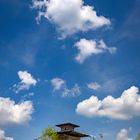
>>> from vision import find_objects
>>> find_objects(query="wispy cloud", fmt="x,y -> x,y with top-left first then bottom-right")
87,82 -> 101,90
51,77 -> 80,97
51,78 -> 65,91
111,0 -> 140,44
21,92 -> 35,101
62,84 -> 81,97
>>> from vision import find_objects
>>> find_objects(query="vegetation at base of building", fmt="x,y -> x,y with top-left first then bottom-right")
136,133 -> 140,140
40,127 -> 58,140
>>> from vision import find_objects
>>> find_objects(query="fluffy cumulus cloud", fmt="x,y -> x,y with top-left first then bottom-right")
32,0 -> 110,38
0,129 -> 14,140
75,38 -> 117,63
51,78 -> 80,97
116,128 -> 133,140
13,70 -> 37,93
51,78 -> 65,91
87,82 -> 101,90
76,86 -> 140,120
0,97 -> 33,125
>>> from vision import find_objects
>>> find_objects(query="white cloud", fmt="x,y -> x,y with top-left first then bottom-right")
62,84 -> 81,97
75,39 -> 117,63
51,78 -> 65,91
13,70 -> 37,93
0,129 -> 14,140
76,86 -> 140,120
21,92 -> 35,101
0,97 -> 33,125
87,82 -> 101,90
51,78 -> 80,97
116,128 -> 133,140
32,0 -> 110,38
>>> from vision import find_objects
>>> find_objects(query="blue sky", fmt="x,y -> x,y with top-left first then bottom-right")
0,0 -> 140,140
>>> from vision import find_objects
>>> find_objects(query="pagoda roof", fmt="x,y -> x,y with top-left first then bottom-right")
56,123 -> 79,128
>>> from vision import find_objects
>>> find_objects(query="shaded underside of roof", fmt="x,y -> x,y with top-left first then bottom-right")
57,131 -> 89,137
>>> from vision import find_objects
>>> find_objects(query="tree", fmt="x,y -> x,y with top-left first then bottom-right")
136,133 -> 140,140
40,127 -> 58,140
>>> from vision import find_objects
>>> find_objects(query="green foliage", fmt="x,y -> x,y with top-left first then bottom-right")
136,133 -> 140,140
40,127 -> 58,140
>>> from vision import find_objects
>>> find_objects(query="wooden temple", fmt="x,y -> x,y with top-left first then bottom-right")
56,123 -> 89,140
